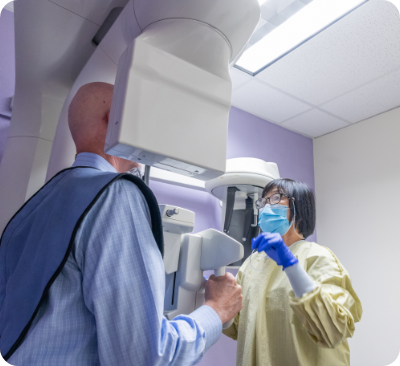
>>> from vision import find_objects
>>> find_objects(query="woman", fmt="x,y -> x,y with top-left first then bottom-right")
223,178 -> 362,366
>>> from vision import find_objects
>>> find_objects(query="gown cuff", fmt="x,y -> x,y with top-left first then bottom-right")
284,262 -> 317,298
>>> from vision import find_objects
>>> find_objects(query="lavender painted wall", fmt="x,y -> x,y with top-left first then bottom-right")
0,9 -> 15,163
228,107 -> 315,196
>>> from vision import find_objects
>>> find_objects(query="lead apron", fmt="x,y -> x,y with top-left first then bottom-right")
0,167 -> 164,360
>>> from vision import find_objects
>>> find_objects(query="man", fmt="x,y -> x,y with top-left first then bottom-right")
0,82 -> 242,365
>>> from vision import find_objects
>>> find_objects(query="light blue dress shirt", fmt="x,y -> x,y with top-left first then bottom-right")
9,153 -> 221,366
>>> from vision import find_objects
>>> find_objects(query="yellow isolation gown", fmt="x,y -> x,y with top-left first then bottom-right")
223,240 -> 362,366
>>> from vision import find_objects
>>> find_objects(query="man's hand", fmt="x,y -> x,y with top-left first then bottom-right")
204,272 -> 243,324
251,232 -> 298,270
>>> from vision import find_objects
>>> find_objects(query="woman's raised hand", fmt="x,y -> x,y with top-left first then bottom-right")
251,233 -> 298,270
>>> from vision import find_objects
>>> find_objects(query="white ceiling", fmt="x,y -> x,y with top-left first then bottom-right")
231,0 -> 400,138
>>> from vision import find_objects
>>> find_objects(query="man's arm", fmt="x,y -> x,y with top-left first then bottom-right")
74,179 -> 224,365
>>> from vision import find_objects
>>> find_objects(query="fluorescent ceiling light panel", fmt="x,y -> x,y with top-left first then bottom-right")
236,0 -> 368,74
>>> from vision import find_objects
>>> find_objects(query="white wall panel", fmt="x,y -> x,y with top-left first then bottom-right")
313,106 -> 400,365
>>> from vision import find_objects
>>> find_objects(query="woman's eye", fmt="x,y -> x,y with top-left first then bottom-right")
270,196 -> 279,204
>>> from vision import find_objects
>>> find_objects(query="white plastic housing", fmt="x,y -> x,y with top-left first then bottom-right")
105,19 -> 232,180
205,157 -> 281,199
133,0 -> 260,63
199,229 -> 244,271
160,205 -> 195,275
164,234 -> 204,319
198,228 -> 243,329
163,228 -> 243,320
46,1 -> 141,182
0,0 -> 115,232
205,157 -> 280,238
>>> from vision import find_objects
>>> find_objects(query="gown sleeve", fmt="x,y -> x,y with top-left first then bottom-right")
289,246 -> 363,348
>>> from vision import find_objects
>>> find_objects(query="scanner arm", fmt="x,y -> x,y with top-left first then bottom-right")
199,229 -> 244,329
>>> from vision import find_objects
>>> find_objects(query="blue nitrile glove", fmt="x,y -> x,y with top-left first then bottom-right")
251,232 -> 298,270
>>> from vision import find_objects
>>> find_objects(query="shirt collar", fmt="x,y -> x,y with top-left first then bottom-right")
72,152 -> 117,173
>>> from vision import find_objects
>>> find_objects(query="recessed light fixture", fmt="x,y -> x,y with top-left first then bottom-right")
236,0 -> 368,75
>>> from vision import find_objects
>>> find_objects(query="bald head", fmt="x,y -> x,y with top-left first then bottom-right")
68,82 -> 114,153
68,82 -> 139,173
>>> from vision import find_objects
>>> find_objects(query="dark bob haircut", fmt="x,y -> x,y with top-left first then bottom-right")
262,178 -> 316,238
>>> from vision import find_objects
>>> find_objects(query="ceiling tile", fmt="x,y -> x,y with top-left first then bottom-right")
231,80 -> 311,123
321,67 -> 400,123
281,109 -> 349,138
230,67 -> 252,90
256,1 -> 400,105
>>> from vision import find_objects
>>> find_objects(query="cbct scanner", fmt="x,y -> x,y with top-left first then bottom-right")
206,158 -> 280,265
162,158 -> 280,328
0,0 -> 276,327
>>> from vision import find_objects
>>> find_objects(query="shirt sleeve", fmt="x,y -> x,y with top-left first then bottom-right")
73,179 -> 221,366
288,246 -> 363,349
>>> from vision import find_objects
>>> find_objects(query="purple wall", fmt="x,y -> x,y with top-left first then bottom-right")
0,9 -> 14,163
228,107 -> 315,195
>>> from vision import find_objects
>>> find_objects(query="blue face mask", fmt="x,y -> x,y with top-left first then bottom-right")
258,204 -> 292,236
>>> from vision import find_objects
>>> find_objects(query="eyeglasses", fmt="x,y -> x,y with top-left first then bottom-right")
255,193 -> 291,209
